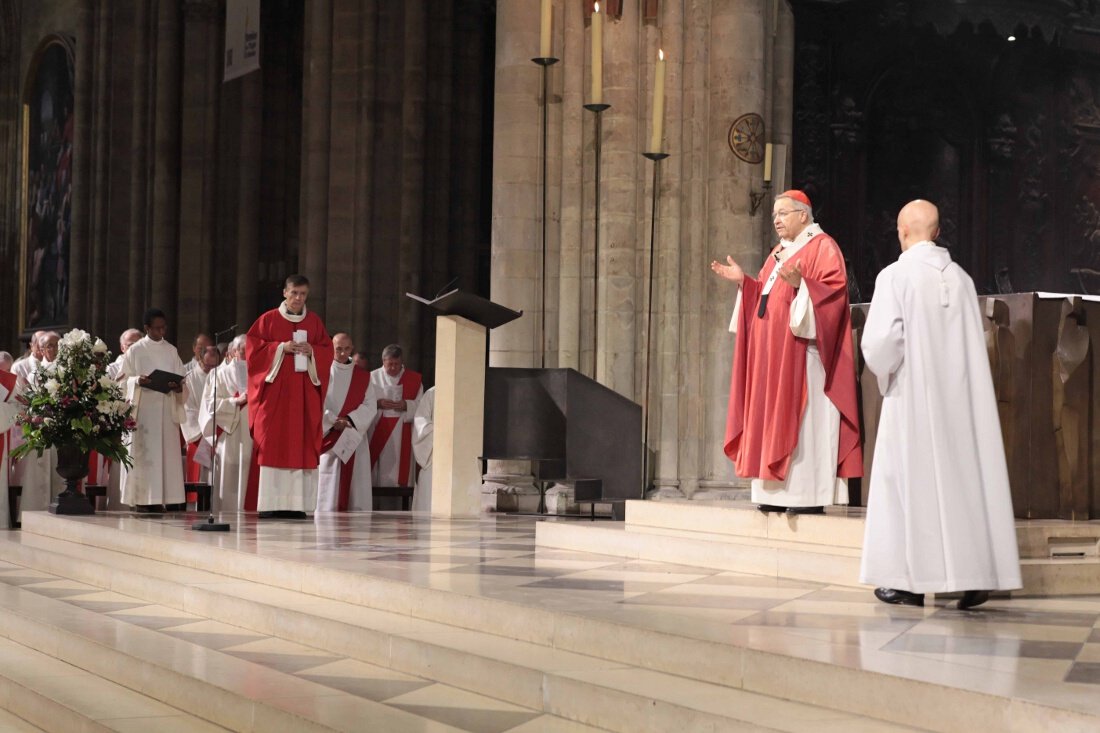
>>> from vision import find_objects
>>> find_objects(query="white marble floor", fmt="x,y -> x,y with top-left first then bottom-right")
2,510 -> 1099,732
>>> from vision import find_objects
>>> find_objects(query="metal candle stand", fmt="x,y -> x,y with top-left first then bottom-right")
532,56 -> 559,368
640,151 -> 669,495
584,102 -> 610,374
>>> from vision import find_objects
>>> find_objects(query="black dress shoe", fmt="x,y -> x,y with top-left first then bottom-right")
258,511 -> 276,519
958,590 -> 990,610
135,505 -> 157,514
874,587 -> 925,607
164,503 -> 186,512
273,510 -> 309,519
785,506 -> 825,515
757,504 -> 786,513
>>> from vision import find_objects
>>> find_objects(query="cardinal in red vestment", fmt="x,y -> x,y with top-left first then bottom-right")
245,274 -> 334,518
711,190 -> 861,515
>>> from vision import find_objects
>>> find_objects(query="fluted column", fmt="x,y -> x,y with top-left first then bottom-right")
178,0 -> 220,341
397,0 -> 427,353
489,0 -> 541,370
235,71 -> 262,333
351,0 -> 379,345
128,0 -> 151,322
150,0 -> 181,321
69,0 -> 94,327
89,0 -> 112,334
299,0 -> 331,314
697,0 -> 767,495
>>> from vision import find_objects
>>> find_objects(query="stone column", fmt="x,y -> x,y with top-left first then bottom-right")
486,0 -> 544,509
351,1 -> 379,345
396,0 -> 427,354
150,0 -> 182,322
696,0 -> 766,497
235,71 -> 262,332
68,0 -> 93,327
89,0 -> 112,334
299,0 -> 331,307
177,0 -> 220,341
650,0 -> 688,500
128,0 -> 151,323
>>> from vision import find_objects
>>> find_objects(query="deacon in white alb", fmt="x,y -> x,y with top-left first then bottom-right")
317,333 -> 379,512
411,386 -> 435,513
859,199 -> 1021,610
117,308 -> 187,512
182,345 -> 220,484
199,334 -> 253,512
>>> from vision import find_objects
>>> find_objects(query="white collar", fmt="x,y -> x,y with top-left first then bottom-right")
279,301 -> 308,323
333,359 -> 353,372
780,222 -> 823,249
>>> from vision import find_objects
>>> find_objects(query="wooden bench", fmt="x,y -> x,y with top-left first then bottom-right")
372,486 -> 413,511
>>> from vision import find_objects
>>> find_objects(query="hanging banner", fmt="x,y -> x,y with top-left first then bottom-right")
224,0 -> 260,82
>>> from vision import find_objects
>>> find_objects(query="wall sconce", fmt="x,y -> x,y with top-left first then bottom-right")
750,143 -> 774,216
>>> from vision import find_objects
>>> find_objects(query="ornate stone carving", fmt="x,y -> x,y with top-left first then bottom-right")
988,113 -> 1018,160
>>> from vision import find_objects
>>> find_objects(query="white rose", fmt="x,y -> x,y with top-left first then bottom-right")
44,378 -> 60,396
98,375 -> 114,389
93,338 -> 108,354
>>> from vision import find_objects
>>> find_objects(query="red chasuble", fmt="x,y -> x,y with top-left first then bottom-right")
320,367 -> 372,511
245,307 -> 334,484
0,370 -> 15,460
724,233 -> 863,481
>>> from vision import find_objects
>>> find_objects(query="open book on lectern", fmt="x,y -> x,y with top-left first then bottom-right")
405,289 -> 523,330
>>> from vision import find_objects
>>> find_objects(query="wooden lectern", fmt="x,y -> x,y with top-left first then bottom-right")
407,290 -> 522,516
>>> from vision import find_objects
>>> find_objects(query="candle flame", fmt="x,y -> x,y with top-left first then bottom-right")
658,49 -> 664,60
594,2 -> 599,13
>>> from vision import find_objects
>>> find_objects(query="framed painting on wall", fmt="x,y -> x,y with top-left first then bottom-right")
20,34 -> 75,336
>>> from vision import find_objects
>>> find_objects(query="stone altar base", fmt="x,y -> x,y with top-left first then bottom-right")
537,499 -> 1100,596
0,509 -> 1098,731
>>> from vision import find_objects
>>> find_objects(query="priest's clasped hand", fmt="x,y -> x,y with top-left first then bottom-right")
283,341 -> 313,356
778,261 -> 803,289
377,398 -> 407,412
710,255 -> 744,284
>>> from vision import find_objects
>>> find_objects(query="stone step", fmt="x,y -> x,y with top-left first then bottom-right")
14,512 -> 1100,733
538,500 -> 1100,595
0,526 -> 928,733
0,634 -> 226,732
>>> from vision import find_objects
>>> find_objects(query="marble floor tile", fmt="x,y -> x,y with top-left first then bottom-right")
386,683 -> 541,733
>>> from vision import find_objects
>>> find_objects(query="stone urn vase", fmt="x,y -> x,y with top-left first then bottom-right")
49,443 -> 95,515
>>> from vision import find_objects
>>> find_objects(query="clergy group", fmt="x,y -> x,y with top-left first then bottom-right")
0,274 -> 436,526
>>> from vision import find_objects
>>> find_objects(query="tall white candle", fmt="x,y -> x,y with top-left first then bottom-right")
591,3 -> 603,104
650,49 -> 666,152
763,142 -> 773,182
540,0 -> 552,58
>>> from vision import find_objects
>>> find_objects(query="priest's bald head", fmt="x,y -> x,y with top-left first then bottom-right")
0,352 -> 12,372
332,333 -> 354,364
772,190 -> 814,242
896,200 -> 940,251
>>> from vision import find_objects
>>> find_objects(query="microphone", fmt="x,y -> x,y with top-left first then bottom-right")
435,276 -> 459,299
215,323 -> 238,339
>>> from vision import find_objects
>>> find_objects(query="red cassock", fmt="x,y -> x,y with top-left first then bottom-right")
724,233 -> 863,481
244,308 -> 334,509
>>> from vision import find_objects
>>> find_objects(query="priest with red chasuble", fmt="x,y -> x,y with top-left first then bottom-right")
711,190 -> 862,515
245,274 -> 334,518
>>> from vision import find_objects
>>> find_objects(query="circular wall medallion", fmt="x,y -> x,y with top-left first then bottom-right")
728,113 -> 766,163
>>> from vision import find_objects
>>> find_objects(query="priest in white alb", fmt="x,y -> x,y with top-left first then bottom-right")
199,335 -> 252,512
15,332 -> 63,513
182,345 -> 220,485
317,333 -> 379,512
859,200 -> 1021,610
117,308 -> 187,512
411,386 -> 435,513
367,344 -> 423,489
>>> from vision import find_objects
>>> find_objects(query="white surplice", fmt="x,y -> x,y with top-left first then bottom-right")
858,242 -> 1021,593
182,366 -> 212,483
199,360 -> 252,512
0,379 -> 21,529
12,361 -> 61,513
411,386 -> 435,513
317,361 -> 379,512
367,367 -> 422,487
117,336 -> 187,507
729,224 -> 848,508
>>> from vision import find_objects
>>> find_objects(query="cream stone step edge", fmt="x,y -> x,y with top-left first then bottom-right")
625,500 -> 867,548
0,633 -> 225,733
0,531 -> 922,733
0,578 -> 495,733
626,500 -> 1100,559
539,519 -> 865,587
16,516 -> 1100,733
